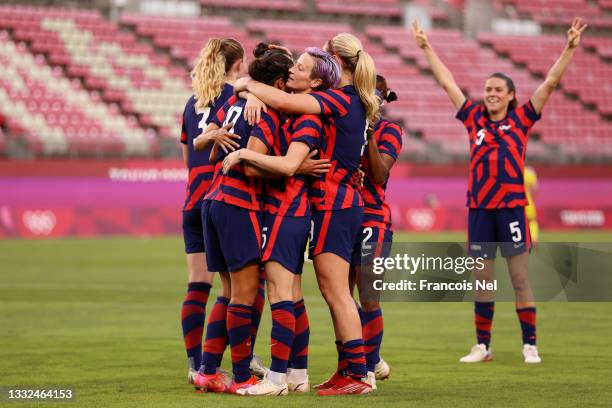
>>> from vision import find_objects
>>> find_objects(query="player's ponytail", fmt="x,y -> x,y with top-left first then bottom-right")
191,38 -> 244,110
325,33 -> 380,123
489,72 -> 518,110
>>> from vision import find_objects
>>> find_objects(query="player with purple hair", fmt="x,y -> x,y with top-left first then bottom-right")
222,47 -> 340,396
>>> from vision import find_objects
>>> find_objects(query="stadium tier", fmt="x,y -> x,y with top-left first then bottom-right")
0,30 -> 155,156
121,13 -> 257,64
201,0 -> 304,12
0,5 -> 190,143
0,3 -> 609,160
496,0 -> 612,29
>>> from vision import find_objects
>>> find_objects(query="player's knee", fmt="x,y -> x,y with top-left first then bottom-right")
360,300 -> 380,311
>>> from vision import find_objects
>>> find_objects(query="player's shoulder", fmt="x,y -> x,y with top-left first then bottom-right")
183,94 -> 197,111
376,117 -> 401,132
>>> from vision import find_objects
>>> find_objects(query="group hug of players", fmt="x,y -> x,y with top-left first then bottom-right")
178,18 -> 587,396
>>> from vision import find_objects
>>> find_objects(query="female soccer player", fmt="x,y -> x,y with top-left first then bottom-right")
350,74 -> 402,388
222,47 -> 340,396
411,18 -> 587,363
179,38 -> 243,384
234,33 -> 379,395
194,49 -> 294,394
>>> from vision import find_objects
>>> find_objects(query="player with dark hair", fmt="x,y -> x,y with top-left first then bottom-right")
179,37 -> 243,385
193,48 -> 294,394
222,47 -> 340,396
350,74 -> 402,389
411,18 -> 587,363
234,33 -> 379,396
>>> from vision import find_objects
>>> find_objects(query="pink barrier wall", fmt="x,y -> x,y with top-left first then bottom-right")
2,161 -> 611,238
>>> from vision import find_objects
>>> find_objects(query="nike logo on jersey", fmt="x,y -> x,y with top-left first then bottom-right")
499,125 -> 512,131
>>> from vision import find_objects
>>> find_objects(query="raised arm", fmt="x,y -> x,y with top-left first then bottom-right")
234,77 -> 321,115
531,17 -> 587,114
411,20 -> 466,110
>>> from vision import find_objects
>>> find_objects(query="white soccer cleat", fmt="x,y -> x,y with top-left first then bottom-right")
364,371 -> 377,390
522,344 -> 542,364
460,344 -> 493,363
286,369 -> 310,392
241,375 -> 289,396
249,354 -> 268,378
374,357 -> 391,380
187,368 -> 198,385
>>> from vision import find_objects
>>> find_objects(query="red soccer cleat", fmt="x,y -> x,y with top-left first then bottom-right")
194,372 -> 230,393
316,376 -> 373,396
314,372 -> 346,390
228,375 -> 259,395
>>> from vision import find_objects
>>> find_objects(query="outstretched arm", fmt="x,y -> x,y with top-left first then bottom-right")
531,17 -> 587,114
234,77 -> 321,115
411,20 -> 466,110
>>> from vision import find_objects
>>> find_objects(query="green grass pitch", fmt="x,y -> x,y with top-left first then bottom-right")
1,231 -> 612,407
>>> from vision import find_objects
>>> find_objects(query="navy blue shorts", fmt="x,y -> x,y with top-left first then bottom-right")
203,200 -> 263,272
182,207 -> 204,254
468,207 -> 531,259
351,226 -> 393,266
261,213 -> 310,275
309,207 -> 364,263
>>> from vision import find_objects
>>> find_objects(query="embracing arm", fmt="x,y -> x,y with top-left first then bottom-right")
242,143 -> 310,177
531,17 -> 587,114
411,20 -> 465,110
235,77 -> 321,115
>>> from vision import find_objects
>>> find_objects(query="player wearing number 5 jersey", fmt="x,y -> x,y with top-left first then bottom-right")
412,18 -> 587,364
234,33 -> 379,395
178,38 -> 244,385
195,49 -> 294,394
350,75 -> 402,388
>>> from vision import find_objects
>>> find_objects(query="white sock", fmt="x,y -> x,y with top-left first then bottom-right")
268,370 -> 287,386
287,368 -> 308,383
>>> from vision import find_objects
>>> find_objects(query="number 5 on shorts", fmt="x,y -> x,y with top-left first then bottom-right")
261,227 -> 268,250
509,221 -> 522,242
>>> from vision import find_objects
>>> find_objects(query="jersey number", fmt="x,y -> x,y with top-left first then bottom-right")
509,221 -> 522,242
196,107 -> 211,136
223,106 -> 243,134
362,227 -> 373,251
360,121 -> 369,156
476,129 -> 486,146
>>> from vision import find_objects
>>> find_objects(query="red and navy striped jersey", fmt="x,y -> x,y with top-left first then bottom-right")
180,83 -> 234,211
253,114 -> 322,217
457,99 -> 541,209
308,85 -> 367,210
361,118 -> 403,230
204,96 -> 280,211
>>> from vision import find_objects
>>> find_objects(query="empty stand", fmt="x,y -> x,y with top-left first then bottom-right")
121,13 -> 257,64
0,31 -> 154,156
0,5 -> 190,141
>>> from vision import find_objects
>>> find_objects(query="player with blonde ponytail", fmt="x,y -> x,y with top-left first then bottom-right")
179,37 -> 244,387
325,33 -> 380,124
233,33 -> 379,395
